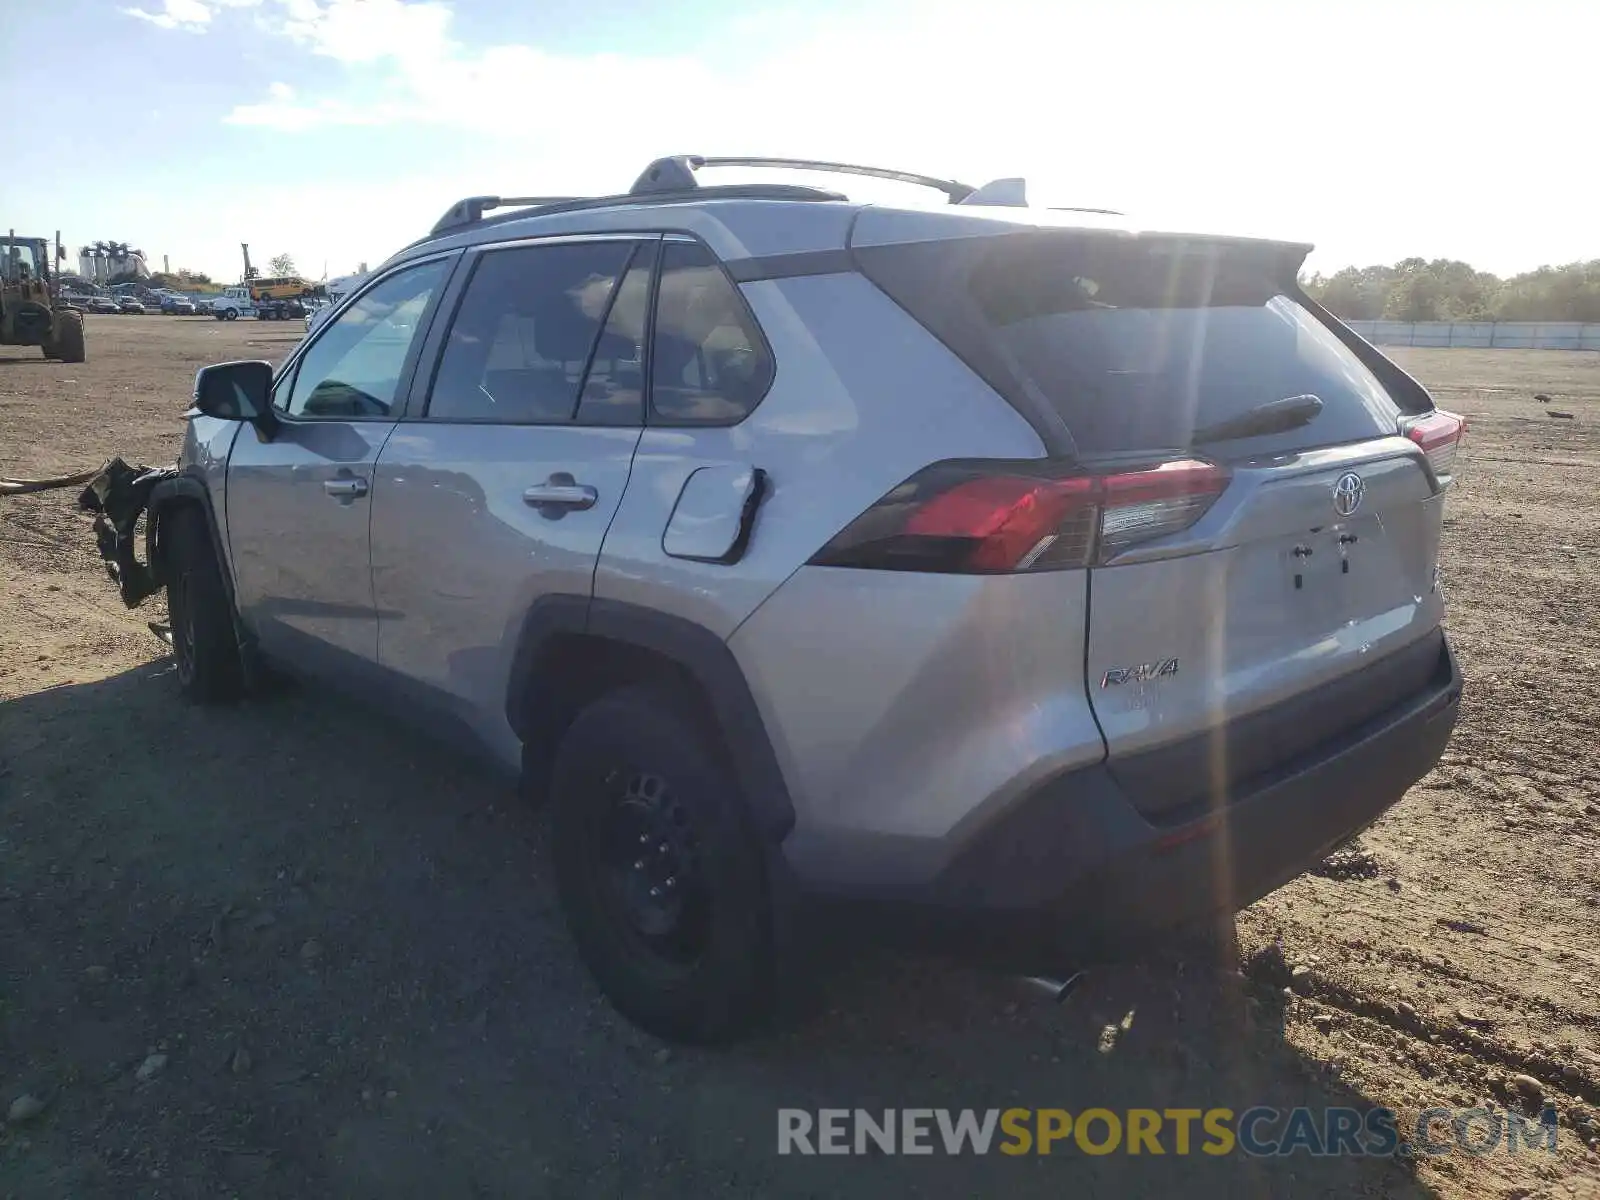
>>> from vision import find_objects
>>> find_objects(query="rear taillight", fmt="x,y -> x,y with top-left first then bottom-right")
1403,409 -> 1465,484
809,459 -> 1230,574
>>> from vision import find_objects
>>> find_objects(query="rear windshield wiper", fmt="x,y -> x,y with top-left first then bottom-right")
1191,393 -> 1324,444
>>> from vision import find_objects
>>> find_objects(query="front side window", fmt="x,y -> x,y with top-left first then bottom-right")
283,258 -> 450,419
649,241 -> 773,424
427,241 -> 637,424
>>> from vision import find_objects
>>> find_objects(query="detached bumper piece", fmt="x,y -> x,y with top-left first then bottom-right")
76,457 -> 177,608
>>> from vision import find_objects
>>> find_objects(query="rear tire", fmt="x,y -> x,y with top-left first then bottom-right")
549,685 -> 774,1043
164,507 -> 243,704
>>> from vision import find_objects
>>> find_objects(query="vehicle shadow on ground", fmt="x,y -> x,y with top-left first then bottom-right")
0,665 -> 1444,1200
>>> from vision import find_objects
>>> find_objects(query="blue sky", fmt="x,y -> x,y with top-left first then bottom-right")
1,0 -> 1591,282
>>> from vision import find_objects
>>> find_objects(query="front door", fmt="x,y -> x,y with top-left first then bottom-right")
226,256 -> 455,669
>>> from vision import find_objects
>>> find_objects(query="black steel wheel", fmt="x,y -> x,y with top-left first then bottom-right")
550,685 -> 773,1043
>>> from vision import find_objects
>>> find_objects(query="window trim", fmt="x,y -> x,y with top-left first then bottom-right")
571,239 -> 660,427
414,232 -> 658,428
645,234 -> 777,428
270,249 -> 462,425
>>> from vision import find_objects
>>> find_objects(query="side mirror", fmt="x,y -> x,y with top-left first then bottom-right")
192,360 -> 278,437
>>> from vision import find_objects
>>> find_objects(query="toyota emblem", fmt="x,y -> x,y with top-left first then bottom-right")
1332,472 -> 1365,517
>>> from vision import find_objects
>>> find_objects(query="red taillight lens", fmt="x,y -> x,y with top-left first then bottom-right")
902,475 -> 1097,571
1403,409 -> 1465,483
809,459 -> 1229,574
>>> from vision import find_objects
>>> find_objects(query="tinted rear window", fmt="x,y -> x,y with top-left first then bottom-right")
856,232 -> 1404,457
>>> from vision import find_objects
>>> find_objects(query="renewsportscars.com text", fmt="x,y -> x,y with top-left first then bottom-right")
777,1106 -> 1560,1157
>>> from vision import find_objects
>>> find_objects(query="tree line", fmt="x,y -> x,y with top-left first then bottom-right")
1300,258 -> 1600,324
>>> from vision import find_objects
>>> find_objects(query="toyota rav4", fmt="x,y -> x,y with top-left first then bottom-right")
145,156 -> 1464,1042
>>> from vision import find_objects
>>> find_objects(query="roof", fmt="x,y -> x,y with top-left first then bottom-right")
383,154 -> 1311,274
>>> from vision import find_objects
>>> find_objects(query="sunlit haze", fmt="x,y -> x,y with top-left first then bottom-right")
2,0 -> 1591,282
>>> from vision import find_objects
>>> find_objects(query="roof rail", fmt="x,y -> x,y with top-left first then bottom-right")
630,156 -> 976,203
409,183 -> 848,250
430,195 -> 588,236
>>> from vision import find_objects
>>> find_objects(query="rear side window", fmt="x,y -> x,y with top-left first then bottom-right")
650,241 -> 773,425
857,233 -> 1405,457
427,241 -> 636,423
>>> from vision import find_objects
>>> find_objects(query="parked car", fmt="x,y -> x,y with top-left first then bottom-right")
161,295 -> 197,315
117,297 -> 146,314
56,295 -> 89,313
148,154 -> 1465,1044
86,296 -> 120,315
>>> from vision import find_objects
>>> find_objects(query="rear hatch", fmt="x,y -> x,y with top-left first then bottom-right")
852,215 -> 1464,821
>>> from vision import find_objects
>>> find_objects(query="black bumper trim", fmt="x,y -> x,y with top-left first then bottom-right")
1113,627 -> 1447,823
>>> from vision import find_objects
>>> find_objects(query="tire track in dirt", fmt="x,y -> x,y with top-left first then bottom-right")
1242,950 -> 1600,1111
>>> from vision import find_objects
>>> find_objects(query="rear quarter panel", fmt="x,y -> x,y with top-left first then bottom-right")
592,270 -> 1046,638
729,567 -> 1106,891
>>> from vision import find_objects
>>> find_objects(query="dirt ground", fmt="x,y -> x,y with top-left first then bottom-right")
2,316 -> 1598,1199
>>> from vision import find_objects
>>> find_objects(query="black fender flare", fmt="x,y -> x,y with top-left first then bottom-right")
146,473 -> 234,602
505,595 -> 796,842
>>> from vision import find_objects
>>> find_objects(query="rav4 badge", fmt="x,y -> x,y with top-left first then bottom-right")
1101,658 -> 1180,688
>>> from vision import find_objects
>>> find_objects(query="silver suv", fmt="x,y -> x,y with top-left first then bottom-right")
152,156 -> 1465,1042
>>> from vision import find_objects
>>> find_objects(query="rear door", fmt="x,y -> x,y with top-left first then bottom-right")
368,235 -> 655,767
854,223 -> 1460,818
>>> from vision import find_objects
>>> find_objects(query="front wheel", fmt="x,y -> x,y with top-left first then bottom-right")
164,506 -> 243,704
42,312 -> 86,363
224,307 -> 239,321
550,685 -> 774,1043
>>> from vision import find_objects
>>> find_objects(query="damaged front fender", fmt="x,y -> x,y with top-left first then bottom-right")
76,457 -> 180,608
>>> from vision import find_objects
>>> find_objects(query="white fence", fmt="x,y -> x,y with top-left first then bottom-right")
1343,320 -> 1600,351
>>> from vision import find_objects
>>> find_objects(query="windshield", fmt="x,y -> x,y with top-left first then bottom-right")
1,241 -> 41,281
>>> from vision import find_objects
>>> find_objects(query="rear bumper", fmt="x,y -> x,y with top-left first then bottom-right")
796,637 -> 1462,967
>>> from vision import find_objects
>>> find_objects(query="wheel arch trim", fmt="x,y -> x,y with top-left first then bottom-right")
146,474 -> 235,602
505,595 -> 796,841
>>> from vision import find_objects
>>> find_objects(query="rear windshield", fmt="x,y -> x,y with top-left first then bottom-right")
856,232 -> 1404,457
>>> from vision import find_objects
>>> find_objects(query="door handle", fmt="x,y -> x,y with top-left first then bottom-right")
523,482 -> 597,511
323,477 -> 369,499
